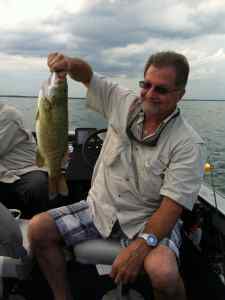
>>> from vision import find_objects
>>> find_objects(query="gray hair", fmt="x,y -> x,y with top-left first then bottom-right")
144,51 -> 190,88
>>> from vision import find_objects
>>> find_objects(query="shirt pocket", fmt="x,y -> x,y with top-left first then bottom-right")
146,159 -> 167,177
140,158 -> 167,198
103,127 -> 123,166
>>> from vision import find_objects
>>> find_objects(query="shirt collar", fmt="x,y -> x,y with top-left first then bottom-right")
126,99 -> 180,146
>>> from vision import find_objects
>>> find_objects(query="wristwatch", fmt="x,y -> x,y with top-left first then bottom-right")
138,233 -> 158,247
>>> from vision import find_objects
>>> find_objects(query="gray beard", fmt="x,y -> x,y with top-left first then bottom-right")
143,101 -> 160,117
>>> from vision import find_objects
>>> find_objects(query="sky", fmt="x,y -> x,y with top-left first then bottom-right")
0,0 -> 225,100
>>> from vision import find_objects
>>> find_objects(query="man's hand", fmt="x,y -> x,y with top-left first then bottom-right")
110,239 -> 150,284
47,53 -> 69,79
47,52 -> 93,86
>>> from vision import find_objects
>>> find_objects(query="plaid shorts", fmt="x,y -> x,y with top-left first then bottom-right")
159,220 -> 183,259
48,200 -> 101,247
48,200 -> 182,258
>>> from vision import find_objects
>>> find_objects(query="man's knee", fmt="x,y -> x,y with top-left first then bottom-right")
28,212 -> 59,248
144,246 -> 180,292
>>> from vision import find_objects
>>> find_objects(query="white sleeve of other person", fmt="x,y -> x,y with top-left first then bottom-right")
0,104 -> 45,183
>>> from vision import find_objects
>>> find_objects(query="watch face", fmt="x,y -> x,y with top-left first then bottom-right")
147,234 -> 158,247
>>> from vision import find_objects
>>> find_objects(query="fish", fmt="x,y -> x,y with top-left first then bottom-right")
35,72 -> 69,198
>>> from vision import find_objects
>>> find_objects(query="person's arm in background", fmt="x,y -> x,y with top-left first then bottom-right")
0,108 -> 26,157
0,106 -> 30,180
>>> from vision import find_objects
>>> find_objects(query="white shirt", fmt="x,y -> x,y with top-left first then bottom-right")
86,73 -> 206,239
0,104 -> 44,183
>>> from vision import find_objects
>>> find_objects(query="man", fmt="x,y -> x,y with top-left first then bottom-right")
28,51 -> 206,300
0,104 -> 49,217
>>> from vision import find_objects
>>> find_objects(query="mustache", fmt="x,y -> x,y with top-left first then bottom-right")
141,98 -> 161,114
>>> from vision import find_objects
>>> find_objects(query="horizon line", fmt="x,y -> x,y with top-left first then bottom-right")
0,94 -> 225,101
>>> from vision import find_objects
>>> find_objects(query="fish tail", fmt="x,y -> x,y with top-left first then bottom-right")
57,174 -> 69,196
48,176 -> 58,197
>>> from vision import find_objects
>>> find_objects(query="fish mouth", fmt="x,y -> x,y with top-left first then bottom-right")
48,72 -> 66,88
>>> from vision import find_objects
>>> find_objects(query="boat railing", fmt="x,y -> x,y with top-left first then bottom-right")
199,182 -> 225,217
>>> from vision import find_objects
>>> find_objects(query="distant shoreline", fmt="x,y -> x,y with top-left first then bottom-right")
0,95 -> 86,100
0,95 -> 225,101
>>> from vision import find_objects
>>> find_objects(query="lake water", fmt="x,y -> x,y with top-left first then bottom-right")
1,97 -> 225,196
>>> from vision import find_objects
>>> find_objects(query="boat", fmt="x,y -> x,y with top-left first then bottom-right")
0,127 -> 225,300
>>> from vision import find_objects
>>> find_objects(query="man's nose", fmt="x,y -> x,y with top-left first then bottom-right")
144,86 -> 157,97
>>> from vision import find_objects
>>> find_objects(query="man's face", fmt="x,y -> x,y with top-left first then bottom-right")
140,65 -> 184,120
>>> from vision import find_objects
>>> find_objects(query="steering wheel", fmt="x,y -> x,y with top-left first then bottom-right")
82,128 -> 107,167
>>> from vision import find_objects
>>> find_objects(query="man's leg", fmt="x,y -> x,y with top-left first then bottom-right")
28,212 -> 73,300
144,245 -> 186,300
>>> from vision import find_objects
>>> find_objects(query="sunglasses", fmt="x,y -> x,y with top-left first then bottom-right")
139,80 -> 180,95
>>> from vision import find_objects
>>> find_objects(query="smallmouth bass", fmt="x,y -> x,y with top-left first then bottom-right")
36,72 -> 69,198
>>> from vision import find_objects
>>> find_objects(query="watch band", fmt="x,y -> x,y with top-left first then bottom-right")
138,232 -> 158,247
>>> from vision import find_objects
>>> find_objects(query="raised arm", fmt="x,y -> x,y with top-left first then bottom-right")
47,52 -> 93,88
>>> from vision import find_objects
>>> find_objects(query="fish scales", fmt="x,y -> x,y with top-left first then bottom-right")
36,72 -> 69,196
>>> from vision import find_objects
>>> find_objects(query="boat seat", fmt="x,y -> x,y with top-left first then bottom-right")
0,202 -> 149,300
0,203 -> 126,300
73,239 -> 132,300
73,239 -> 122,265
73,239 -> 152,300
0,200 -> 124,296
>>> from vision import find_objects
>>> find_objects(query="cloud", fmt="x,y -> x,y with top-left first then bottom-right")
0,0 -> 225,98
0,53 -> 45,71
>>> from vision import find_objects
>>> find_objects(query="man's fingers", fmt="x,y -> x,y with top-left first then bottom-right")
110,264 -> 117,280
47,52 -> 58,68
47,53 -> 68,73
112,263 -> 133,285
114,267 -> 125,284
110,246 -> 143,284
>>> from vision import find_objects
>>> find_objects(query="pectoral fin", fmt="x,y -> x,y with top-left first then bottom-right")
35,108 -> 39,121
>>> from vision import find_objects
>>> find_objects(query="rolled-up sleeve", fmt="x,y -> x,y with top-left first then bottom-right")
160,141 -> 206,210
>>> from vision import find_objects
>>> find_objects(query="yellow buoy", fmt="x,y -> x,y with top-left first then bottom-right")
204,162 -> 214,174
